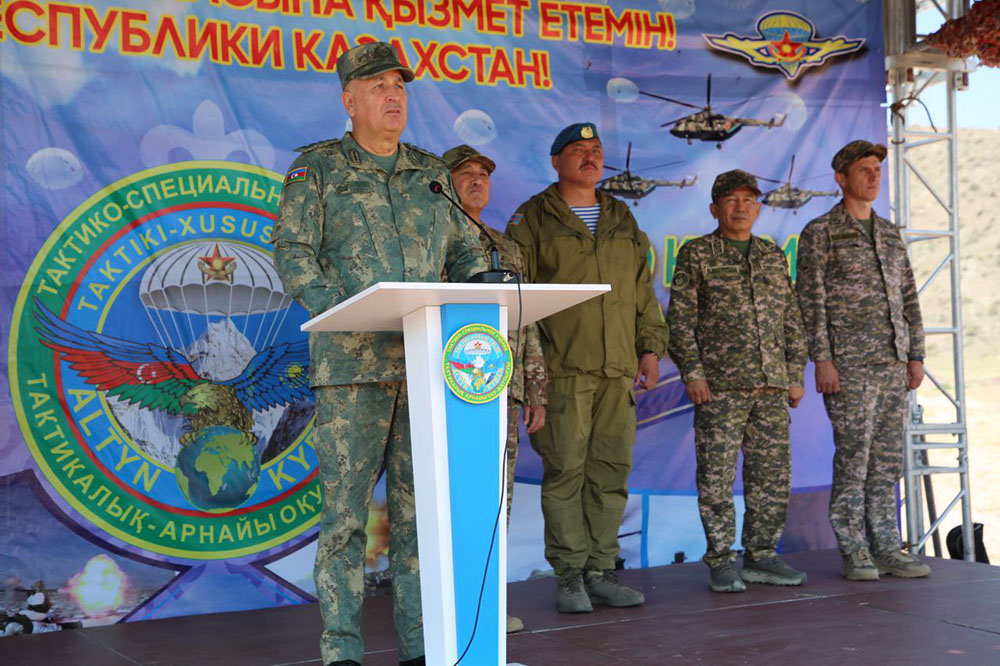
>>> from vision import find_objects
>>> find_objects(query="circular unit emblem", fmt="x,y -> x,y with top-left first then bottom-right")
9,161 -> 319,560
442,323 -> 513,404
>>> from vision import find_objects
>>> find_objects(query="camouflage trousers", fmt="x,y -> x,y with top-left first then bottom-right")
312,382 -> 422,665
529,374 -> 635,574
506,400 -> 521,527
823,362 -> 908,556
694,388 -> 790,568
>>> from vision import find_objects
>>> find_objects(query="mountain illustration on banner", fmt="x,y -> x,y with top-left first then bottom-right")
33,299 -> 311,511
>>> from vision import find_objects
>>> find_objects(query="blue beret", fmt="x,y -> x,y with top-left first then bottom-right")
550,123 -> 600,156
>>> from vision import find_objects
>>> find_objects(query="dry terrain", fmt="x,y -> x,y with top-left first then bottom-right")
893,127 -> 1000,561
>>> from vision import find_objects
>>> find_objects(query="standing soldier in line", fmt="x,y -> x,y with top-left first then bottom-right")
443,144 -> 548,634
270,43 -> 487,666
668,170 -> 809,593
506,123 -> 668,613
796,140 -> 930,581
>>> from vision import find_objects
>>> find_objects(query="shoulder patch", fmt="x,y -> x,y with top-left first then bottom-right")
403,142 -> 446,166
284,166 -> 308,185
754,235 -> 781,252
295,138 -> 340,153
508,212 -> 525,226
672,271 -> 690,289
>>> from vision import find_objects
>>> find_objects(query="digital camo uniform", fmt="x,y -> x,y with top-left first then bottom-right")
797,193 -> 924,557
271,47 -> 487,662
440,228 -> 548,522
506,182 -> 668,577
441,144 -> 548,522
483,227 -> 547,522
667,213 -> 807,568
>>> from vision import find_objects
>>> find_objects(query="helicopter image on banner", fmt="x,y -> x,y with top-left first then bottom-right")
640,74 -> 786,149
599,141 -> 697,205
754,155 -> 839,213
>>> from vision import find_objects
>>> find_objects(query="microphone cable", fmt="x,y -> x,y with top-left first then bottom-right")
453,269 -> 524,665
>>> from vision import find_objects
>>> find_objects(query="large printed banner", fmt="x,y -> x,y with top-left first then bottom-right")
1,0 -> 886,631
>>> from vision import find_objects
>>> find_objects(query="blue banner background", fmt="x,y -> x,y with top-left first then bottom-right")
1,0 -> 886,628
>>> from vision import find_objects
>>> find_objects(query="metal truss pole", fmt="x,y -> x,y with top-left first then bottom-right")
885,0 -> 974,561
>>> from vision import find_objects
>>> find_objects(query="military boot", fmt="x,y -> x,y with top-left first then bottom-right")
506,614 -> 524,633
841,548 -> 880,581
874,550 -> 931,578
709,561 -> 746,593
557,569 -> 593,613
741,555 -> 808,586
399,658 -> 425,666
584,570 -> 645,607
326,661 -> 361,666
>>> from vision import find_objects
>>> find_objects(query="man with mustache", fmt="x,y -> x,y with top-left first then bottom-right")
797,140 -> 930,581
443,144 -> 548,634
505,123 -> 667,613
667,170 -> 808,593
270,42 -> 487,666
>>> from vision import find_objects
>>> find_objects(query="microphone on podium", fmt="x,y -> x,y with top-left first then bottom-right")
428,180 -> 519,284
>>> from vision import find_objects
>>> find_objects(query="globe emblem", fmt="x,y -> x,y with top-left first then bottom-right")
175,425 -> 261,511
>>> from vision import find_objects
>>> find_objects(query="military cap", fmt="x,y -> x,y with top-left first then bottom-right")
711,169 -> 761,201
831,140 -> 887,173
550,122 -> 600,155
443,144 -> 496,174
336,42 -> 414,88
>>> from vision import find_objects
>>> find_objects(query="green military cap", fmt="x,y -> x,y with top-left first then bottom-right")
711,169 -> 761,201
831,139 -> 887,173
550,122 -> 600,155
443,144 -> 496,174
336,42 -> 415,88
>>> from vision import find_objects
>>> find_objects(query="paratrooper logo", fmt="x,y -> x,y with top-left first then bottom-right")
9,162 -> 321,560
442,324 -> 513,404
704,11 -> 865,80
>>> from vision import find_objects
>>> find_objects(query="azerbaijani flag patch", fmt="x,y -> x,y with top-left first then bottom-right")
284,166 -> 308,185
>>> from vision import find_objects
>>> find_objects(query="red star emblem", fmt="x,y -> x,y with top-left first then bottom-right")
769,31 -> 804,62
198,243 -> 237,283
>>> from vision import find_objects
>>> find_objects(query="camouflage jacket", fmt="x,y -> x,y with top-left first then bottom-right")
796,201 -> 924,366
667,231 -> 807,390
505,184 -> 668,379
484,225 -> 547,406
271,132 -> 487,387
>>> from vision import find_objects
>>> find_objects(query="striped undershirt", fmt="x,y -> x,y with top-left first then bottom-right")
569,204 -> 601,234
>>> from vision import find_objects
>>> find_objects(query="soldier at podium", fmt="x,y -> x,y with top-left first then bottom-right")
443,144 -> 549,633
270,42 -> 487,666
505,123 -> 668,614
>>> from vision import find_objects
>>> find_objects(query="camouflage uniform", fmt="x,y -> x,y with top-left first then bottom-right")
482,227 -> 548,522
668,227 -> 807,567
506,184 -> 667,575
272,117 -> 487,663
442,144 -> 548,523
444,224 -> 548,521
797,199 -> 924,556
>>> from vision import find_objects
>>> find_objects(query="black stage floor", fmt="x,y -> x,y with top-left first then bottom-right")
3,550 -> 1000,665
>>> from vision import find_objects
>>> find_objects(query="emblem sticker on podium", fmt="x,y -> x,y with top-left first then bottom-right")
442,323 -> 513,404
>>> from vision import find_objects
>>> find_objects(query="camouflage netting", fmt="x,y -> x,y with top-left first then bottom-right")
925,0 -> 1000,67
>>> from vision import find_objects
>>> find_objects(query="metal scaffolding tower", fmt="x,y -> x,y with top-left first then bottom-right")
884,0 -> 975,560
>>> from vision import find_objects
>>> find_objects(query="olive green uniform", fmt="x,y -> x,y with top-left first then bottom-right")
667,232 -> 807,567
271,132 -> 486,664
506,184 -> 667,574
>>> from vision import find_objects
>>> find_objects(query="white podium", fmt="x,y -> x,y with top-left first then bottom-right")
303,281 -> 609,666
